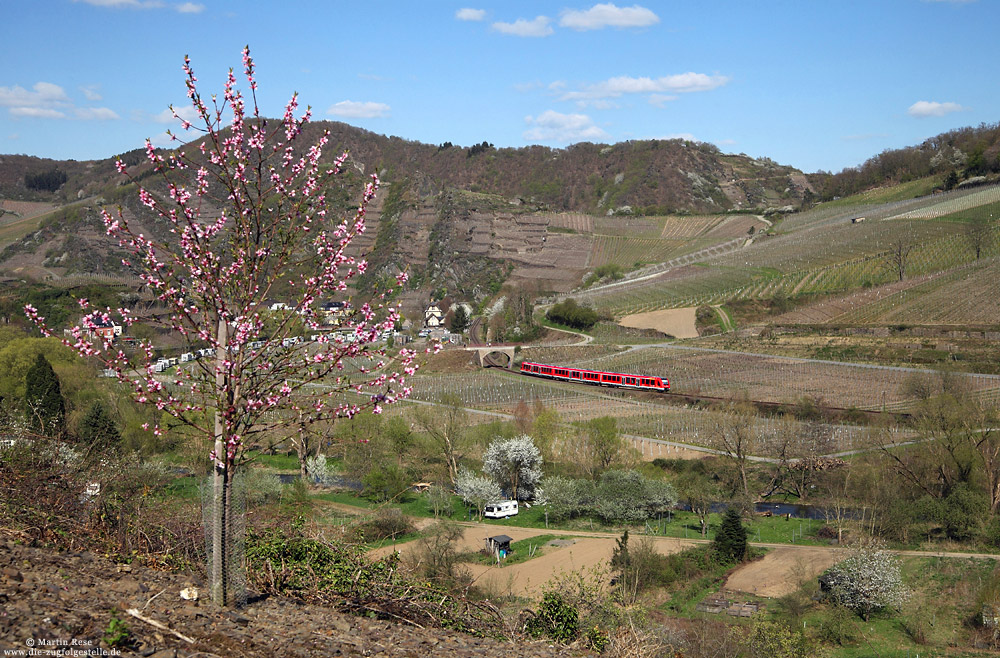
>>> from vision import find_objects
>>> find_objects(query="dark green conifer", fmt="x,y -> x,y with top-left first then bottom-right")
24,353 -> 65,436
78,400 -> 121,450
713,508 -> 748,563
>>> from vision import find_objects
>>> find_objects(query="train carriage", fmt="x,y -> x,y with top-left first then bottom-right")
518,361 -> 669,392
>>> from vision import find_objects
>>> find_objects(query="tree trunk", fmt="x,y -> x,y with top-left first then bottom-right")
211,320 -> 230,606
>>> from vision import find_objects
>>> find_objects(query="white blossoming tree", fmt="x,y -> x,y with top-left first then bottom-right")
823,541 -> 909,620
456,467 -> 503,520
482,434 -> 543,501
26,47 -> 422,606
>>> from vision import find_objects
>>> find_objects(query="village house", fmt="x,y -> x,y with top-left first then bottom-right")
68,316 -> 122,342
424,303 -> 445,328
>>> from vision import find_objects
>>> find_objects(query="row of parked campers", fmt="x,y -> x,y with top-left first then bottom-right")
484,500 -> 519,519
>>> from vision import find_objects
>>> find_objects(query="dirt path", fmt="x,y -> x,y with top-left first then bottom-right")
619,307 -> 698,339
723,546 -> 844,598
373,522 -> 701,597
371,518 -> 1000,601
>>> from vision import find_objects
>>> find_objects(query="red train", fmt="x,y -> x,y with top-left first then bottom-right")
519,361 -> 670,392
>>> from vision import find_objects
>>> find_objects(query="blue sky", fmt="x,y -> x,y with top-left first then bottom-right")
1,1 -> 995,173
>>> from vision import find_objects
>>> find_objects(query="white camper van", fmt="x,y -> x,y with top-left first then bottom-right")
484,500 -> 518,519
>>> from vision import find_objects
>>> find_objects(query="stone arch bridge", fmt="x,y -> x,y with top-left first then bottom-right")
467,345 -> 517,369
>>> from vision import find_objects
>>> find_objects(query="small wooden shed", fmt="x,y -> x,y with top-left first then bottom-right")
486,534 -> 513,558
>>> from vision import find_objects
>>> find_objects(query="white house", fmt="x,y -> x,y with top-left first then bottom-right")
424,303 -> 445,328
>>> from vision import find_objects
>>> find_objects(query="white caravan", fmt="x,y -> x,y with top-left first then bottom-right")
483,500 -> 518,519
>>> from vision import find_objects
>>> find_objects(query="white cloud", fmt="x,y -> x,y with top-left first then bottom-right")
583,99 -> 621,110
153,105 -> 200,124
524,110 -> 608,143
75,0 -> 204,12
79,85 -> 103,101
149,131 -> 178,148
648,93 -> 678,107
907,100 -> 965,117
75,107 -> 120,120
328,101 -> 390,119
75,0 -> 163,8
0,82 -> 70,108
559,3 -> 659,30
492,16 -> 553,37
561,72 -> 730,101
456,8 -> 486,21
10,107 -> 68,119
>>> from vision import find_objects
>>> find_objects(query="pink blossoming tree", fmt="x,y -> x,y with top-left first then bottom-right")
26,47 -> 422,605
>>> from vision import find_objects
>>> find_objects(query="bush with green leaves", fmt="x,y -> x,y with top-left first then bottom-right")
546,298 -> 600,330
356,507 -> 413,542
746,615 -> 809,658
246,524 -> 398,596
526,591 -> 580,643
361,464 -> 411,503
538,470 -> 676,524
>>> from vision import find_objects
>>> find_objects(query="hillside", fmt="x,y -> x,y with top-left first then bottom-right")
0,122 -> 814,309
2,121 -> 998,318
812,121 -> 1000,200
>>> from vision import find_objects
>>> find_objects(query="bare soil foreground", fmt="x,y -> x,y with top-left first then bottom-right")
618,307 -> 698,339
0,533 -> 584,657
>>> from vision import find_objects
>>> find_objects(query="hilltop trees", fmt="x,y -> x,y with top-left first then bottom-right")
26,48 -> 418,606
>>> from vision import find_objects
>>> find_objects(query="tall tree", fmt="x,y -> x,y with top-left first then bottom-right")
78,400 -> 121,451
26,48 -> 418,606
585,416 -> 629,477
885,236 -> 913,282
713,508 -> 748,564
450,304 -> 470,333
710,401 -> 759,504
482,434 -> 543,500
965,216 -> 995,260
414,394 -> 471,486
24,353 -> 64,436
